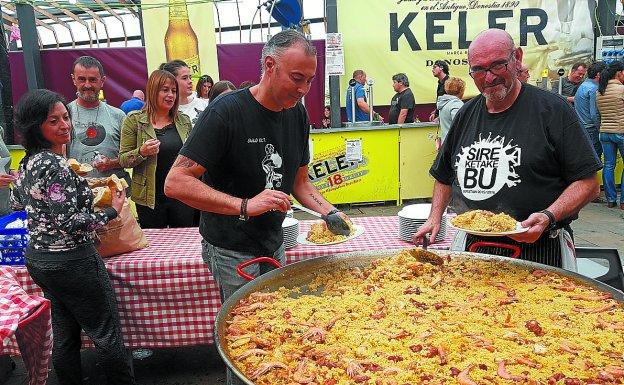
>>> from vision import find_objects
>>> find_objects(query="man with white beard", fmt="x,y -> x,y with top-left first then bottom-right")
413,29 -> 601,268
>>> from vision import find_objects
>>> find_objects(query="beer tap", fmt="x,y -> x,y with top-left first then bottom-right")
367,78 -> 374,124
349,78 -> 357,124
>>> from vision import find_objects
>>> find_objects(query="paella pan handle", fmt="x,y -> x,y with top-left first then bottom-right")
236,257 -> 282,281
468,241 -> 521,258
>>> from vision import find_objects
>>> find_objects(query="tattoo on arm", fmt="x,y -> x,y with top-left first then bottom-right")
309,194 -> 324,207
172,155 -> 198,169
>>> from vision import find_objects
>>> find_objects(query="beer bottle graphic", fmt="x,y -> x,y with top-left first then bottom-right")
164,0 -> 201,81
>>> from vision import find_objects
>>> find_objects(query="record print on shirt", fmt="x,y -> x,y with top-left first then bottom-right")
455,134 -> 522,201
78,121 -> 107,147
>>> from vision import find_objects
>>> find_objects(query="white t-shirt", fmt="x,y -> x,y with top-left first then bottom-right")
178,96 -> 209,127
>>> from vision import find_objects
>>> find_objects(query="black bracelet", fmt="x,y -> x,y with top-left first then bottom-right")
539,209 -> 556,230
239,198 -> 249,221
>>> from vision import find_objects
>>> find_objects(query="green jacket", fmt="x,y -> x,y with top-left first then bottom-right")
119,110 -> 191,209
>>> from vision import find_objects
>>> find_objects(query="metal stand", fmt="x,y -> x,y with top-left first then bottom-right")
349,78 -> 356,124
367,78 -> 374,123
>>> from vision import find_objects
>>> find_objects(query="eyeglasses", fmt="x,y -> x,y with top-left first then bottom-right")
469,53 -> 514,79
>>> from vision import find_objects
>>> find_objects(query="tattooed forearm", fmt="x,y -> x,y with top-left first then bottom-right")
172,155 -> 198,168
309,193 -> 324,207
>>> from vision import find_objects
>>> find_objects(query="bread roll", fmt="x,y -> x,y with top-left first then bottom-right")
107,174 -> 128,191
92,186 -> 112,207
67,158 -> 81,171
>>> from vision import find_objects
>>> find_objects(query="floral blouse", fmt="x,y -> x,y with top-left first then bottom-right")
11,150 -> 117,251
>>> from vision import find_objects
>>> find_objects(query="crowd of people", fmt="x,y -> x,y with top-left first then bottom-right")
1,26 -> 619,385
548,59 -> 624,210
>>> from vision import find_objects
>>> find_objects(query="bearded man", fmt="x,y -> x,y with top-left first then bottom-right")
413,29 -> 601,269
67,56 -> 129,184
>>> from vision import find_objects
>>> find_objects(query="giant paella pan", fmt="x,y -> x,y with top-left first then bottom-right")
215,249 -> 624,385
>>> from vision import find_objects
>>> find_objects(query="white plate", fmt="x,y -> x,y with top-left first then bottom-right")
297,225 -> 365,246
398,204 -> 432,220
282,217 -> 299,227
448,221 -> 529,237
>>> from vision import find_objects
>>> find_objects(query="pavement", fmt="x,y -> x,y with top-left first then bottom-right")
3,196 -> 624,385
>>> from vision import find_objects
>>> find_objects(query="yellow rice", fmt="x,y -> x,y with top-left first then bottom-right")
225,250 -> 624,385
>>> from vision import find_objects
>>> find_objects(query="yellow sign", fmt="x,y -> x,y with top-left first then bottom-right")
142,0 -> 219,81
337,0 -> 593,105
309,129 -> 400,204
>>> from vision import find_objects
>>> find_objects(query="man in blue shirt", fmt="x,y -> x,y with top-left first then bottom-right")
574,61 -> 606,159
346,69 -> 376,122
119,90 -> 145,115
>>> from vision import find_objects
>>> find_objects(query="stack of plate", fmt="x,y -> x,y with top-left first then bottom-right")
282,217 -> 299,249
398,203 -> 447,243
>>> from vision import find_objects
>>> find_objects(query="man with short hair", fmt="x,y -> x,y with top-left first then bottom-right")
68,56 -> 130,184
551,62 -> 587,104
165,32 -> 350,384
345,69 -> 379,122
574,61 -> 607,159
160,59 -> 208,126
429,60 -> 450,121
414,29 -> 601,269
388,73 -> 415,124
119,90 -> 145,114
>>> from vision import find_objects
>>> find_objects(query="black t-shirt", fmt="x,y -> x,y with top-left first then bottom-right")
434,75 -> 449,117
154,123 -> 182,199
179,88 -> 310,255
437,75 -> 449,98
431,84 -> 601,224
389,88 -> 415,124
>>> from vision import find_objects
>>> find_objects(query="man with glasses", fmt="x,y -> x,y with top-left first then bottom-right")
414,29 -> 601,269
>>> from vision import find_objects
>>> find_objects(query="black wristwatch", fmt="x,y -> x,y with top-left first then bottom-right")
539,209 -> 556,231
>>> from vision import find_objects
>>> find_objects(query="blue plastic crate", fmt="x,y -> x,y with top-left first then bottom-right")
0,211 -> 28,266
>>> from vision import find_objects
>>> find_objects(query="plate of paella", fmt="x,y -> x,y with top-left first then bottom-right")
449,209 -> 529,236
297,220 -> 364,246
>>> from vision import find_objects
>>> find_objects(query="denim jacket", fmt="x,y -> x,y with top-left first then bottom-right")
118,110 -> 191,209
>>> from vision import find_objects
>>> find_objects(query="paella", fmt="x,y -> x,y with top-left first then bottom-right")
451,210 -> 518,232
306,217 -> 355,244
225,249 -> 624,385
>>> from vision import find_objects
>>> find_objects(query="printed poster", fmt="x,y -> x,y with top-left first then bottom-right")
337,0 -> 594,104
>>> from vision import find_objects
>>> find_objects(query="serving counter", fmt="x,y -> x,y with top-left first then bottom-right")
309,122 -> 440,204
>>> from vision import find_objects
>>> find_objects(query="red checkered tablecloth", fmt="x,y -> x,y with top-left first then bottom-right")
3,216 -> 455,355
1,266 -> 52,385
287,216 -> 454,262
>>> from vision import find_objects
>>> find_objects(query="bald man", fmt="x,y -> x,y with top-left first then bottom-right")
414,28 -> 601,269
120,89 -> 145,114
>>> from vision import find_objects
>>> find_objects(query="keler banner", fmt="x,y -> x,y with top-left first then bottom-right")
337,0 -> 594,105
